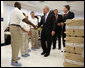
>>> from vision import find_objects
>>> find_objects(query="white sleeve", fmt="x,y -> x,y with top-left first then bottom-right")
20,22 -> 24,28
16,10 -> 25,20
28,18 -> 31,22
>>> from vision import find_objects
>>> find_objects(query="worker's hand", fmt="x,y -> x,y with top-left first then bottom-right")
34,25 -> 37,30
51,31 -> 55,36
60,22 -> 64,26
35,25 -> 38,29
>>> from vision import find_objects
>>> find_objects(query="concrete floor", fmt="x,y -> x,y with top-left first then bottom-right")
1,41 -> 65,67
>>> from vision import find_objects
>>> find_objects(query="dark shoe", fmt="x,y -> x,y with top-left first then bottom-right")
41,52 -> 46,55
44,53 -> 50,57
53,47 -> 56,49
61,50 -> 66,52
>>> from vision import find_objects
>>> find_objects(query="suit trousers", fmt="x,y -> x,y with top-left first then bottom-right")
41,29 -> 52,54
62,24 -> 66,47
10,26 -> 22,63
53,26 -> 62,49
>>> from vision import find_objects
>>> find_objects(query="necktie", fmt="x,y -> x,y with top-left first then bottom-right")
45,15 -> 47,22
55,15 -> 57,21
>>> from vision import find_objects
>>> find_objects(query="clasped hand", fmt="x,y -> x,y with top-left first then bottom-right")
34,25 -> 38,29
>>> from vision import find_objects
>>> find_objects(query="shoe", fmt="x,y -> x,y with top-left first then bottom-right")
58,48 -> 61,50
53,47 -> 56,49
35,47 -> 40,49
41,52 -> 46,55
31,48 -> 36,51
25,53 -> 30,56
44,53 -> 50,57
21,54 -> 29,57
11,62 -> 22,66
17,57 -> 21,60
28,49 -> 31,52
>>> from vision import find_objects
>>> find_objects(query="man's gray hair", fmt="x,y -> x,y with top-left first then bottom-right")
44,6 -> 50,11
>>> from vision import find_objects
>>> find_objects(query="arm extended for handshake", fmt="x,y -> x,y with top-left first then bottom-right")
22,18 -> 37,29
21,18 -> 37,35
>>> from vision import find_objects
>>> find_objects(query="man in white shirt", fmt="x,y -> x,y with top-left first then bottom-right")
20,13 -> 31,57
10,2 -> 36,66
29,11 -> 39,50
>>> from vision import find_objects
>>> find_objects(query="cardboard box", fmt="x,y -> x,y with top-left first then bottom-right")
63,61 -> 84,67
81,50 -> 84,58
63,62 -> 83,67
65,53 -> 84,62
65,29 -> 74,36
74,29 -> 84,37
75,47 -> 84,55
65,29 -> 84,37
65,36 -> 84,44
66,19 -> 84,26
65,43 -> 84,55
65,45 -> 75,53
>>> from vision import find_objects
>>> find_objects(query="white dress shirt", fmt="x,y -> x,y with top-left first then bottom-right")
10,7 -> 25,25
45,11 -> 49,22
29,17 -> 38,28
65,11 -> 70,14
20,21 -> 30,32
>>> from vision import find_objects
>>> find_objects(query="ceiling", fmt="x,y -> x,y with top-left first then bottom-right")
3,1 -> 84,15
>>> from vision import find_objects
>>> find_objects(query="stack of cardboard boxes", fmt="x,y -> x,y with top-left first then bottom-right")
63,19 -> 84,67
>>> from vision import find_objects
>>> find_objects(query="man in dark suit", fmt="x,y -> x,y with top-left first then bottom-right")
62,5 -> 75,48
38,6 -> 56,57
53,9 -> 63,50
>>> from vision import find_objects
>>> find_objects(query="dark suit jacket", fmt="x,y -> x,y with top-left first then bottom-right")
63,11 -> 75,22
56,14 -> 63,24
38,11 -> 56,34
55,14 -> 63,35
63,11 -> 75,32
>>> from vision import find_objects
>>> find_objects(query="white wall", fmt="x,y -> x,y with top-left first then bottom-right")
1,1 -> 4,44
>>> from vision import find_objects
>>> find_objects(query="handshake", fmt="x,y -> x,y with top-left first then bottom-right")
33,25 -> 38,30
